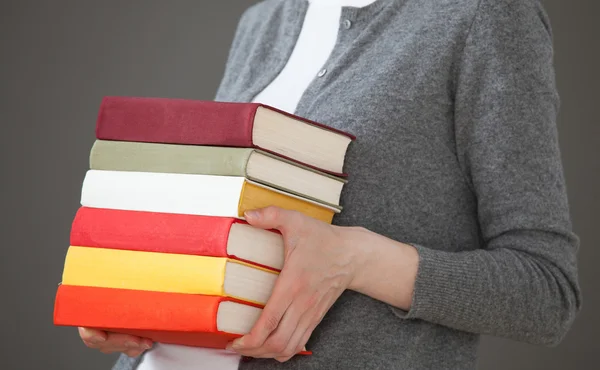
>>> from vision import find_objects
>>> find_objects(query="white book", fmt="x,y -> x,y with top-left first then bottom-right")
81,170 -> 339,222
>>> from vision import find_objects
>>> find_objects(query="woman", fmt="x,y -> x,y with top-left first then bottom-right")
80,0 -> 582,369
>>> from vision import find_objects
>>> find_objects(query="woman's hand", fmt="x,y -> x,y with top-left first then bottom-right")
78,327 -> 153,358
227,207 -> 419,362
226,206 -> 371,362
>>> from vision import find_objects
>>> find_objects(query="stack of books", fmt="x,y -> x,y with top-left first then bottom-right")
53,96 -> 355,351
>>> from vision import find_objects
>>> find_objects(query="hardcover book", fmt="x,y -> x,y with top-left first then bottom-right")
54,285 -> 259,348
90,140 -> 346,207
71,207 -> 285,270
95,96 -> 355,176
81,170 -> 338,223
54,286 -> 310,354
62,246 -> 278,305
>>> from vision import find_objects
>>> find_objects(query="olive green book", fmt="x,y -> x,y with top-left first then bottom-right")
90,140 -> 346,208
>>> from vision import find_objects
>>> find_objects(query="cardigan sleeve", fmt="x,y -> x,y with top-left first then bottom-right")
400,0 -> 581,346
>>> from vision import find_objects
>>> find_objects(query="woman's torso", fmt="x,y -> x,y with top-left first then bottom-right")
216,0 -> 483,369
121,1 -> 486,369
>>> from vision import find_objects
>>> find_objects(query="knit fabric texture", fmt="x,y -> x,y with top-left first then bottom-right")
114,0 -> 581,369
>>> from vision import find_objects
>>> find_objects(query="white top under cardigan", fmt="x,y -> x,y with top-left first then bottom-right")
136,0 -> 377,369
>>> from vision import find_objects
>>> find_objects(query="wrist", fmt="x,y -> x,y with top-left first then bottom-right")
337,226 -> 377,292
338,226 -> 419,311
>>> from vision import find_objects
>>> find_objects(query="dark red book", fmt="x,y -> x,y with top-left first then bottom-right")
96,96 -> 355,176
70,207 -> 284,271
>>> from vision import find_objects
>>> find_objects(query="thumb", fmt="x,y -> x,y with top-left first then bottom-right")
244,206 -> 290,231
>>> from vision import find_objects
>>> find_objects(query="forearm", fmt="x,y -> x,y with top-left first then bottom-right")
341,225 -> 580,345
342,226 -> 418,312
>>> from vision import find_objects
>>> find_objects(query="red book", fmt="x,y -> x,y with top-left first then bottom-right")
54,285 -> 311,354
54,285 -> 250,348
95,96 -> 355,176
70,207 -> 284,271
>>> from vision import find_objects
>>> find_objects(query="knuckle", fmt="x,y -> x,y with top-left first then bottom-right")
124,340 -> 141,349
264,206 -> 280,221
290,277 -> 309,296
294,210 -> 307,224
294,275 -> 318,295
264,315 -> 280,332
305,291 -> 319,307
272,345 -> 287,355
267,339 -> 287,354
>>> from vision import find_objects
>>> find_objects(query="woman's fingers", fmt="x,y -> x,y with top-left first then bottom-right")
78,327 -> 152,357
79,327 -> 107,346
104,332 -> 152,350
245,290 -> 318,358
231,268 -> 296,352
227,207 -> 352,362
273,298 -> 325,361
271,289 -> 335,362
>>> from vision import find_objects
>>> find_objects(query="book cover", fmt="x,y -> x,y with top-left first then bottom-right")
89,140 -> 346,207
95,96 -> 355,176
70,207 -> 283,271
54,285 -> 250,348
54,285 -> 311,354
81,170 -> 338,223
61,246 -> 277,305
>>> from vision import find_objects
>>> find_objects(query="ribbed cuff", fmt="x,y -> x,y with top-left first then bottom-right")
392,244 -> 484,324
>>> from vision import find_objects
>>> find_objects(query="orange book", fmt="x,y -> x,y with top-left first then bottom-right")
54,285 -> 255,348
54,285 -> 311,354
54,285 -> 311,355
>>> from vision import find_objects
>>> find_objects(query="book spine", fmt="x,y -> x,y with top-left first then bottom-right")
90,140 -> 252,177
80,170 -> 244,218
54,285 -> 222,332
70,207 -> 234,257
61,246 -> 229,297
96,96 -> 257,147
54,285 -> 311,353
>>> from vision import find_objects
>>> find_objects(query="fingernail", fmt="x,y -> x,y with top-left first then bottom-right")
244,210 -> 259,220
142,341 -> 152,350
125,341 -> 139,348
225,343 -> 235,352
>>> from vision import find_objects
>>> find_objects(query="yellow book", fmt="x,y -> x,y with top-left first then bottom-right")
239,181 -> 335,222
61,246 -> 278,305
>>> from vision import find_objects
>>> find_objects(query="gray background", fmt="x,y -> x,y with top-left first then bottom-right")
1,1 -> 598,369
